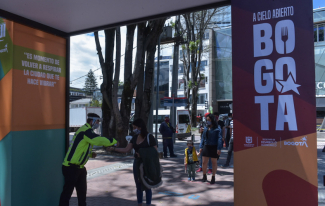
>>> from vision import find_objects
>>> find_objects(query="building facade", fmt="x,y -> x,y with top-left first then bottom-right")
314,7 -> 325,125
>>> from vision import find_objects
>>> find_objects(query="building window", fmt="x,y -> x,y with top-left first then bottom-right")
315,24 -> 325,42
204,32 -> 210,39
180,49 -> 187,59
200,60 -> 207,71
178,64 -> 184,74
198,78 -> 205,88
319,25 -> 325,42
178,79 -> 185,89
198,94 -> 206,104
154,61 -> 169,67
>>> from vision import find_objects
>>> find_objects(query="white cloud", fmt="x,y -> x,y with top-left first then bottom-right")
70,28 -> 129,89
70,31 -> 105,88
69,26 -> 175,89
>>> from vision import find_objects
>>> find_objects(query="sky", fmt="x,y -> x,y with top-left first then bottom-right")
314,0 -> 325,9
69,1 -> 325,89
69,23 -> 174,89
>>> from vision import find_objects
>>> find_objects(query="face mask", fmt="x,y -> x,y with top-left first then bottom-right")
206,121 -> 211,126
165,119 -> 169,123
133,129 -> 141,135
188,146 -> 193,150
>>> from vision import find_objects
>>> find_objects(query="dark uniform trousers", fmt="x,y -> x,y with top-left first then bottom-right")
59,165 -> 87,206
163,138 -> 175,157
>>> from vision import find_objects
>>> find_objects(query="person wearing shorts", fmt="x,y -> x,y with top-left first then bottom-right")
198,114 -> 222,184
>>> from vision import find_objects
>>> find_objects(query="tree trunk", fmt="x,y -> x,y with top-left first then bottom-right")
191,87 -> 198,127
94,29 -> 115,138
133,23 -> 146,120
103,29 -> 116,137
120,24 -> 136,138
140,41 -> 157,123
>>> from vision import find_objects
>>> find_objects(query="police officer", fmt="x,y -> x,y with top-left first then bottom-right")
159,115 -> 177,158
59,113 -> 117,206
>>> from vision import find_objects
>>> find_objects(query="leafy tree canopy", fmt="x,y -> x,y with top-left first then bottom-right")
84,69 -> 98,95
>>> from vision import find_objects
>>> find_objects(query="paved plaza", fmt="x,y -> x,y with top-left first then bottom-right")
67,133 -> 325,206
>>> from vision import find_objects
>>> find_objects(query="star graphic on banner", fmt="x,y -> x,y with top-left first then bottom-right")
276,73 -> 301,95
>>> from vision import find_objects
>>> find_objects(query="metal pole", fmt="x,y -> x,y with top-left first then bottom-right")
155,34 -> 162,142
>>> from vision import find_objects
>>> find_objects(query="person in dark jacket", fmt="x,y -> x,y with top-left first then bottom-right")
198,114 -> 222,184
108,118 -> 157,206
159,115 -> 177,158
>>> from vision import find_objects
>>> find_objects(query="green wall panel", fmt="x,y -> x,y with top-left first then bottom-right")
11,129 -> 65,206
0,133 -> 12,206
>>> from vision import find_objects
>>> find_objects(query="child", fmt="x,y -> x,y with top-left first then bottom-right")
184,140 -> 199,181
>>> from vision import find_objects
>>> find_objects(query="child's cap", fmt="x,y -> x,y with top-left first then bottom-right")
187,140 -> 194,145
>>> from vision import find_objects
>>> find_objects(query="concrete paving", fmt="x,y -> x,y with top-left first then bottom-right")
67,132 -> 325,206
68,135 -> 233,206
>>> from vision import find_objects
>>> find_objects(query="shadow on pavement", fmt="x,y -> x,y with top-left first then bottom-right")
80,136 -> 234,206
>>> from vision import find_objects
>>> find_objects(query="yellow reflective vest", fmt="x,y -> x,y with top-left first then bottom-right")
63,123 -> 117,168
184,146 -> 198,164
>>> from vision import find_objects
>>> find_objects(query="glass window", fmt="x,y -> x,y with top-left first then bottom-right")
198,93 -> 206,104
154,61 -> 169,67
180,49 -> 187,58
179,64 -> 184,73
178,79 -> 185,89
198,78 -> 205,88
319,25 -> 324,42
315,26 -> 318,42
205,32 -> 209,39
199,60 -> 207,71
179,114 -> 190,124
153,115 -> 165,124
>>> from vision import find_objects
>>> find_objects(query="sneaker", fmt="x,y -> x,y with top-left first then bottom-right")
202,174 -> 207,182
188,177 -> 191,181
192,177 -> 196,182
207,169 -> 212,175
196,168 -> 202,172
170,154 -> 177,158
222,164 -> 229,167
210,176 -> 215,184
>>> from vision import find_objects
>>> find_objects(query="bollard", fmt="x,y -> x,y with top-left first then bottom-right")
191,134 -> 195,142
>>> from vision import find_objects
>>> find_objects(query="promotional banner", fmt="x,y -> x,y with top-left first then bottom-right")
0,18 -> 66,206
232,1 -> 317,205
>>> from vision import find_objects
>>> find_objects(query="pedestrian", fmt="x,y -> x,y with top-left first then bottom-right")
223,118 -> 233,167
224,113 -> 233,149
59,113 -> 117,206
196,112 -> 212,174
159,115 -> 177,158
213,112 -> 225,143
184,140 -> 199,182
198,114 -> 222,184
108,118 -> 159,206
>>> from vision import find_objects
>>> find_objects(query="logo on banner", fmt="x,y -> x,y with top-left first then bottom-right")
244,136 -> 255,147
253,18 -> 299,131
246,136 -> 253,143
284,136 -> 308,147
261,138 -> 277,147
